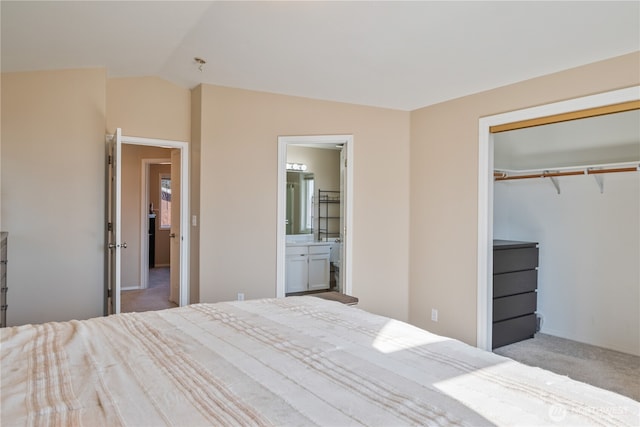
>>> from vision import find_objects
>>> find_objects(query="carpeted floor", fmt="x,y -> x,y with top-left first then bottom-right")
121,267 -> 178,313
494,333 -> 640,401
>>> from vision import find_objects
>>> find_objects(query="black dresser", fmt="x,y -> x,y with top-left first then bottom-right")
493,239 -> 538,349
1,232 -> 7,328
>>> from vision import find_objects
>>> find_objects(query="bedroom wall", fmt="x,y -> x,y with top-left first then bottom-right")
1,68 -> 107,325
197,84 -> 411,321
0,72 -> 193,325
106,76 -> 191,141
189,86 -> 202,304
494,173 -> 639,356
409,52 -> 640,345
107,76 -> 194,295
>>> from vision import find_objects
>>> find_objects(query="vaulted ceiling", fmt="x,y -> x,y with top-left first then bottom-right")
2,1 -> 638,111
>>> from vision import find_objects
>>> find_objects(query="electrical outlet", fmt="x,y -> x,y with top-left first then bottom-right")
237,293 -> 245,301
431,308 -> 438,322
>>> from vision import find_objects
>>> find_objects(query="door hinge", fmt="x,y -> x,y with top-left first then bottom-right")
107,222 -> 113,231
108,155 -> 112,165
107,289 -> 112,298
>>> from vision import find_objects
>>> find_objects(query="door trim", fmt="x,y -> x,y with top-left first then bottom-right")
476,85 -> 639,350
276,135 -> 354,298
108,133 -> 190,310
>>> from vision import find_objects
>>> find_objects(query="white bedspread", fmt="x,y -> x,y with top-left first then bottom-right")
1,297 -> 638,426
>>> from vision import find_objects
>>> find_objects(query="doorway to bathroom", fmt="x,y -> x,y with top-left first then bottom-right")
276,135 -> 354,298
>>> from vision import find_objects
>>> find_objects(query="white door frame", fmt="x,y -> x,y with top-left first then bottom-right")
140,158 -> 171,289
476,86 -> 640,350
111,133 -> 190,310
276,135 -> 354,298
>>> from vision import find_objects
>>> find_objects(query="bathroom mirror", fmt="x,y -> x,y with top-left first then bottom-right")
286,171 -> 314,235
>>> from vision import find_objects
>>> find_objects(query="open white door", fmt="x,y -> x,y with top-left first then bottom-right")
169,149 -> 181,304
339,146 -> 347,293
106,128 -> 123,314
106,131 -> 189,313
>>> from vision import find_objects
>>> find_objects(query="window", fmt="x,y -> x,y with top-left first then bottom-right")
160,175 -> 171,229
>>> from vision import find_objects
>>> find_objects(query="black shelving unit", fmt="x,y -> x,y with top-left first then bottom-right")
318,190 -> 340,241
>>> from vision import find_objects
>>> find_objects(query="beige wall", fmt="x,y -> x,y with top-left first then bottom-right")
107,76 -> 192,290
189,86 -> 202,304
198,84 -> 411,321
409,52 -> 640,345
0,72 -> 192,325
1,68 -> 106,325
107,77 -> 191,141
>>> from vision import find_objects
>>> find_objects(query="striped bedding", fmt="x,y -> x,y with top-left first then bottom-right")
1,296 -> 638,426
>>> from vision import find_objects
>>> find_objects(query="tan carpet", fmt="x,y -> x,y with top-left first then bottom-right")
494,333 -> 640,401
121,267 -> 177,313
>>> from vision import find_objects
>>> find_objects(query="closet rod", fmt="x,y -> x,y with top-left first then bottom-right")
494,165 -> 639,181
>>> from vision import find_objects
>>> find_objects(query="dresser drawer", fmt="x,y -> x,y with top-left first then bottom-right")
494,247 -> 538,274
493,292 -> 537,322
493,313 -> 536,349
493,270 -> 537,298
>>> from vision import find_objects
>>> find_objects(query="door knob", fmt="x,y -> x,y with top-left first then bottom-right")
121,242 -> 127,249
169,233 -> 176,238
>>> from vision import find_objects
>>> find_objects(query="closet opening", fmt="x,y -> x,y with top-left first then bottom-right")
476,87 -> 640,352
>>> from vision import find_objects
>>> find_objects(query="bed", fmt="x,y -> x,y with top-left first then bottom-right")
1,296 -> 638,426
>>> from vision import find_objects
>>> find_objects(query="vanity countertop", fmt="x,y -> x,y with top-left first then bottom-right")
286,241 -> 332,247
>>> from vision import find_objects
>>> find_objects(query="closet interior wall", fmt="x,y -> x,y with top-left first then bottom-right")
493,108 -> 640,356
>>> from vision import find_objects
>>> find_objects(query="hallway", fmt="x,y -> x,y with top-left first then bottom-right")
121,267 -> 177,313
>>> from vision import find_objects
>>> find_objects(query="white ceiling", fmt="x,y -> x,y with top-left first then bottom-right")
2,1 -> 638,111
